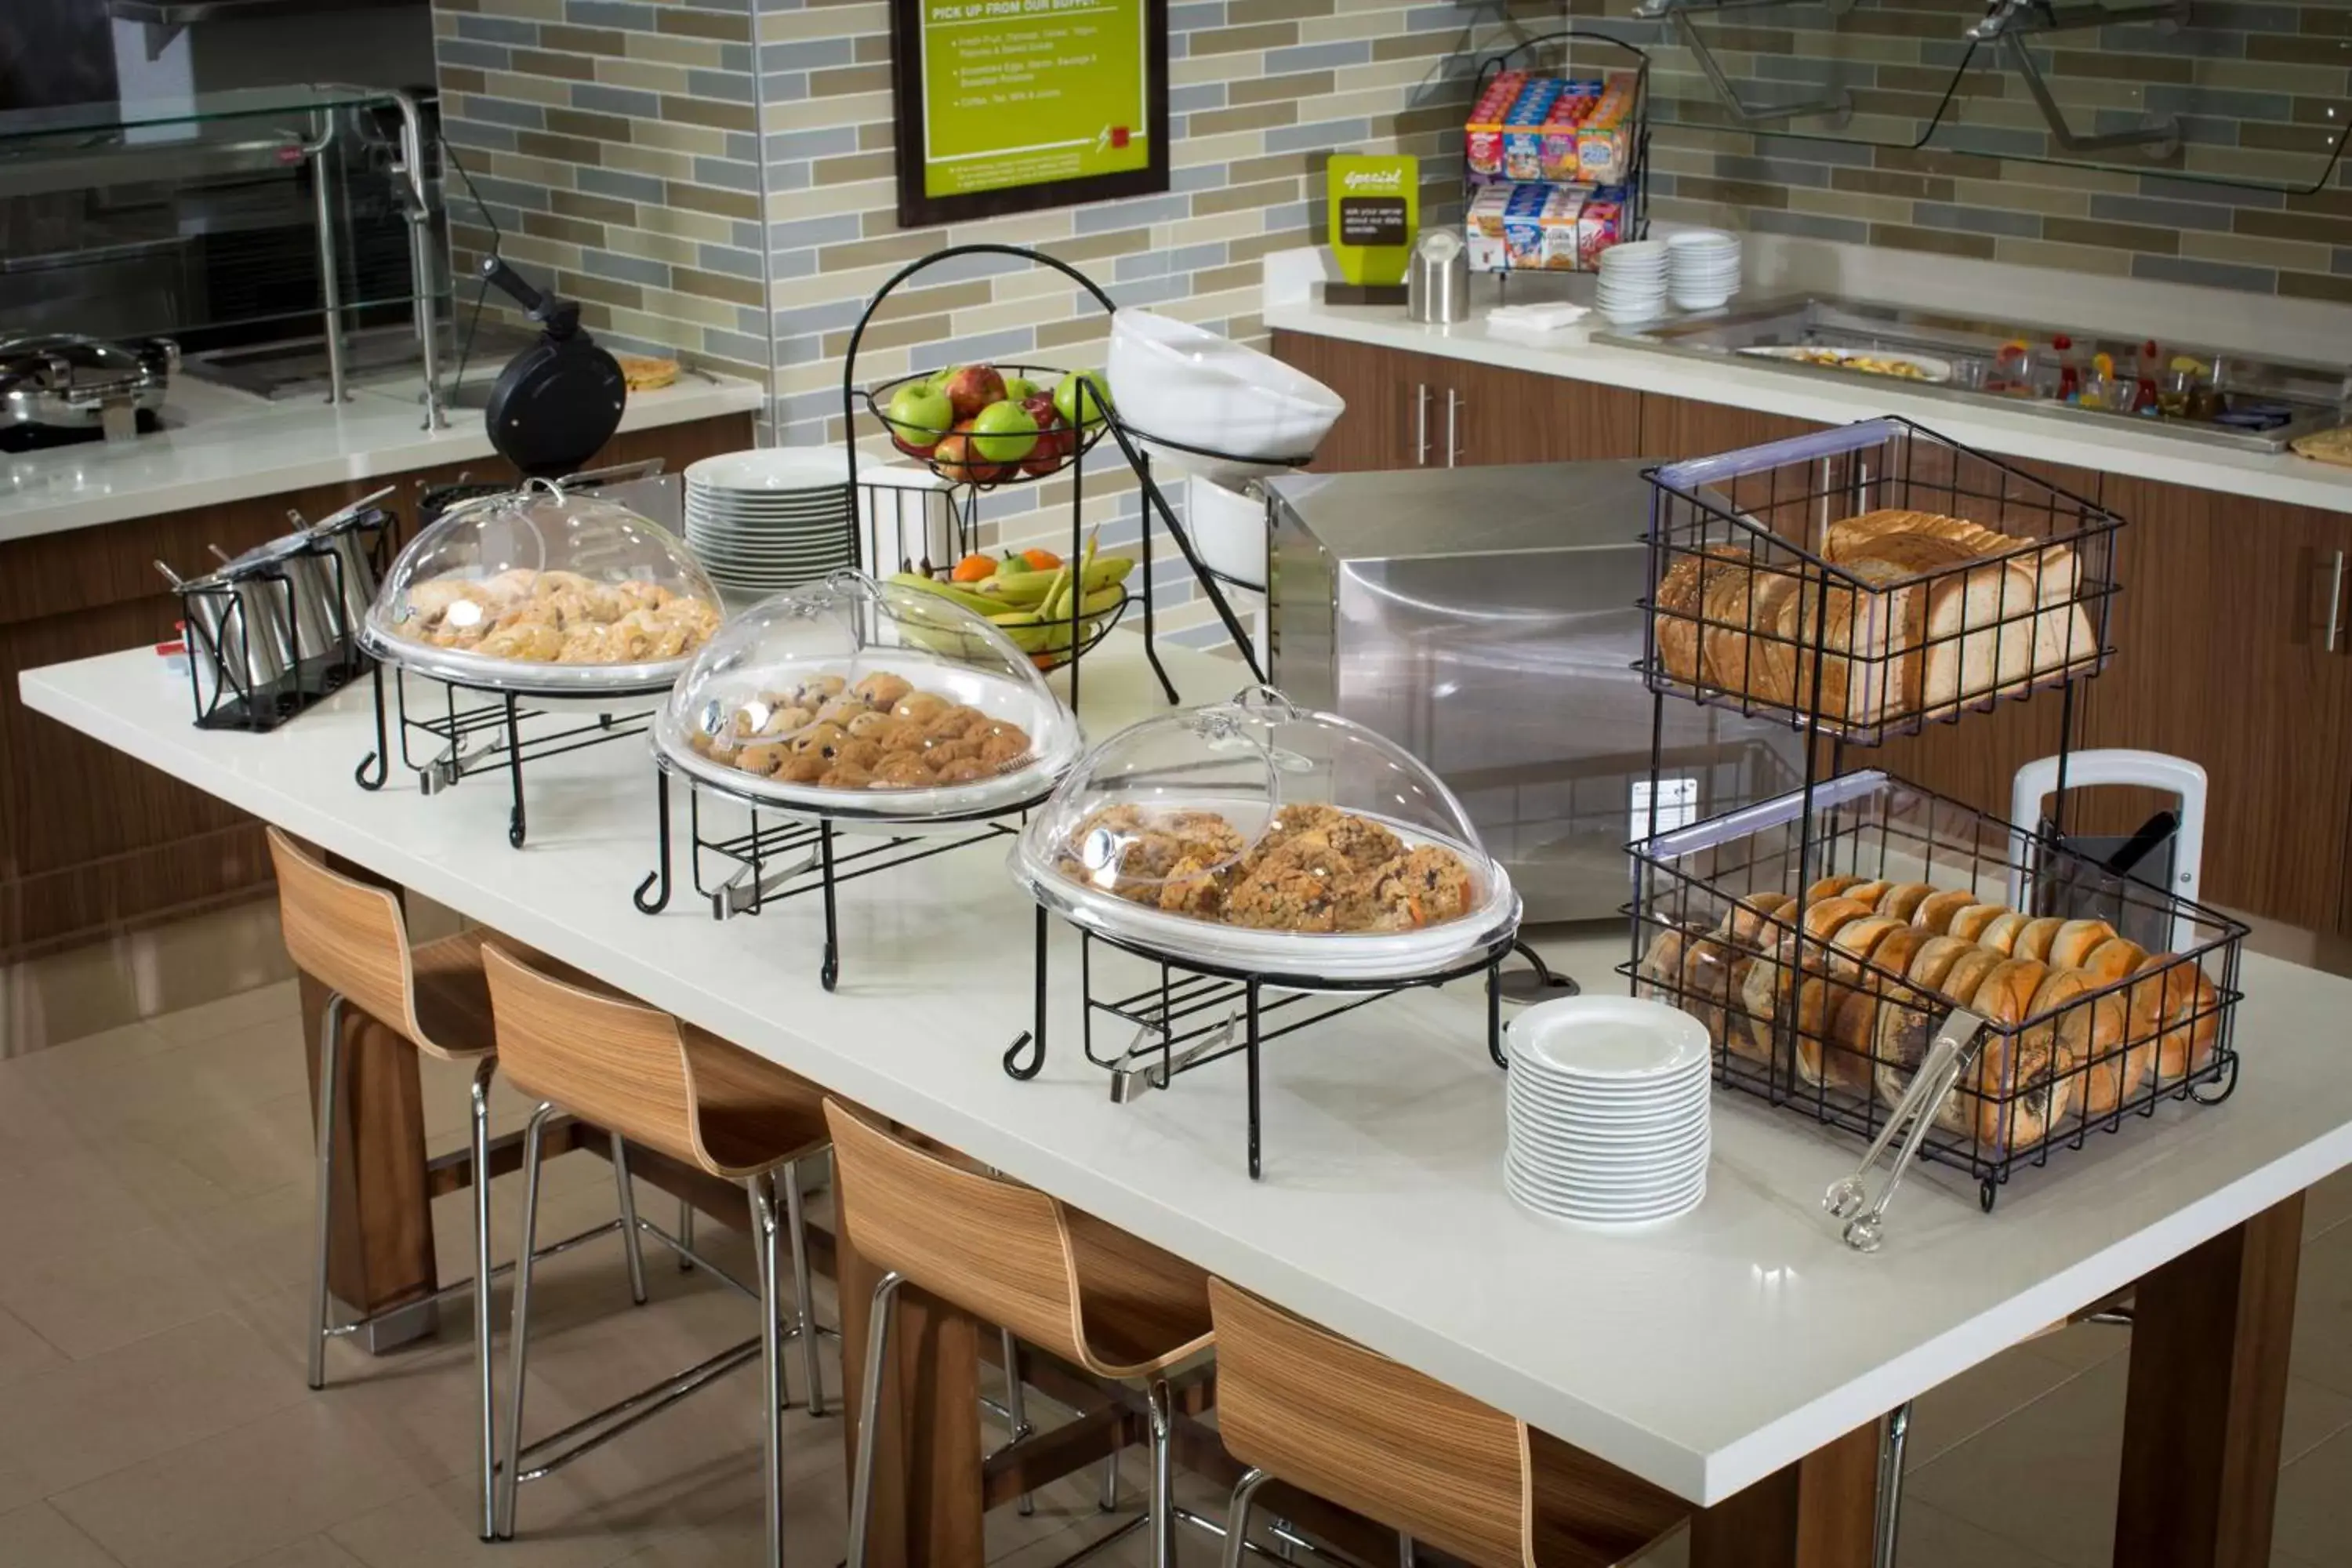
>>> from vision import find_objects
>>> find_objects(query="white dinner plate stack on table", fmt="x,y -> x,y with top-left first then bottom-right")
1595,241 -> 1669,325
1504,995 -> 1711,1225
1666,228 -> 1742,312
682,446 -> 858,603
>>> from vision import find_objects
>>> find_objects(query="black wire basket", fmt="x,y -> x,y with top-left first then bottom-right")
1624,769 -> 2245,1211
1640,416 -> 2125,746
853,362 -> 1110,492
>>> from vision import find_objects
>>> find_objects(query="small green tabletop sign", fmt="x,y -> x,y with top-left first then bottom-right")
892,0 -> 1169,227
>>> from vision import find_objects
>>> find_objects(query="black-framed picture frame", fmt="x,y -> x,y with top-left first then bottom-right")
889,0 -> 1170,228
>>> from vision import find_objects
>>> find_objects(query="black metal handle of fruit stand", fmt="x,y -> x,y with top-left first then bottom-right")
839,243 -> 1275,707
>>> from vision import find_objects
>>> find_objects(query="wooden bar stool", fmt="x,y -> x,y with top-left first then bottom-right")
267,829 -> 649,1542
481,945 -> 832,1566
826,1100 -> 1214,1568
1208,1278 -> 1681,1568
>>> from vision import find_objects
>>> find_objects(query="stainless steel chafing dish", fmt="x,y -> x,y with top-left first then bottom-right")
0,332 -> 176,441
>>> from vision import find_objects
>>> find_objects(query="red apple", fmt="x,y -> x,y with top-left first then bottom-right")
1021,400 -> 1074,477
942,364 -> 1007,421
933,418 -> 1010,486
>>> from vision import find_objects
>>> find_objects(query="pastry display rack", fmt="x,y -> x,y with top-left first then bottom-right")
354,475 -> 721,848
1001,686 -> 1523,1178
840,245 -> 1300,713
633,571 -> 1077,993
1624,415 -> 2245,1244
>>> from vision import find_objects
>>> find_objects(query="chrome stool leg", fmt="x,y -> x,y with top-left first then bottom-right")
468,1058 -> 499,1541
612,1135 -> 648,1307
1148,1377 -> 1178,1568
1875,1400 -> 1911,1568
1101,1447 -> 1122,1512
846,1269 -> 907,1568
307,993 -> 347,1392
783,1156 -> 826,1417
1399,1535 -> 1414,1566
1003,1327 -> 1035,1515
678,1195 -> 695,1272
748,1173 -> 787,1568
1220,1465 -> 1270,1568
496,1102 -> 556,1540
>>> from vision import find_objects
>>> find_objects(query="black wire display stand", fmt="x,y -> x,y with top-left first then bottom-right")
840,244 -> 1305,715
354,661 -> 661,849
1001,905 -> 1514,1179
630,757 -> 1050,993
1619,415 -> 2247,1237
1468,29 -> 1655,289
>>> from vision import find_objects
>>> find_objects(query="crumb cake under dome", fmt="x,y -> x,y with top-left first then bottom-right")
653,569 -> 1081,820
361,479 -> 724,693
1011,686 -> 1520,977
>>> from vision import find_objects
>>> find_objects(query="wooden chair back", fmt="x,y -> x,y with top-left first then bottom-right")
267,827 -> 421,1051
480,944 -> 704,1172
823,1100 -> 1091,1370
1208,1277 -> 1529,1568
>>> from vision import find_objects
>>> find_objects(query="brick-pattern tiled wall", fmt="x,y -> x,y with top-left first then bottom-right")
430,0 -> 1483,642
1555,0 -> 2352,303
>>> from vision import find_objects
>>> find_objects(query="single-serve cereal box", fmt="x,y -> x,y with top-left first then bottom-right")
1463,71 -> 1526,179
1468,180 -> 1596,270
1577,72 -> 1637,184
1538,80 -> 1603,183
1500,78 -> 1563,182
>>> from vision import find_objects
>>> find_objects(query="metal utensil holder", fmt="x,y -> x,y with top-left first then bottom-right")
177,510 -> 390,731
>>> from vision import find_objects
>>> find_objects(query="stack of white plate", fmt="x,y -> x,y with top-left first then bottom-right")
683,446 -> 858,599
1504,995 -> 1711,1225
1667,229 -> 1741,312
1595,241 -> 1669,325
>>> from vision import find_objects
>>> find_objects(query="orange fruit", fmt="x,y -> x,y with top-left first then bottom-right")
951,553 -> 997,583
1020,547 -> 1061,571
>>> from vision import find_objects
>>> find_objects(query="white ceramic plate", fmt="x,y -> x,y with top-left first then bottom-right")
684,445 -> 856,493
1507,1174 -> 1707,1226
1507,1160 -> 1707,1212
1508,995 -> 1711,1080
1507,1147 -> 1709,1196
1011,801 -> 1520,982
655,650 -> 1080,823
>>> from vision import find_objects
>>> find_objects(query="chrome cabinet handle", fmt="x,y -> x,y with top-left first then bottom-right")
1446,388 -> 1462,467
1413,383 -> 1429,465
2326,549 -> 2345,653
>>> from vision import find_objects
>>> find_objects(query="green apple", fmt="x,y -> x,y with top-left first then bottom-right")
1053,369 -> 1112,430
882,383 -> 953,453
923,364 -> 960,392
970,399 -> 1040,464
1001,374 -> 1044,402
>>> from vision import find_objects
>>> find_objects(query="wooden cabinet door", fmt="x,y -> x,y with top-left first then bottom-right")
2082,477 -> 2352,932
1636,393 -> 1827,460
1270,330 -> 1409,473
1440,358 -> 1642,466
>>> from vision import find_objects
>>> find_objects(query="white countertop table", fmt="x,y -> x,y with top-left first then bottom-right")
20,636 -> 2352,1535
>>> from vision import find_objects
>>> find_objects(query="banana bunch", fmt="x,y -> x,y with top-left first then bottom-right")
889,539 -> 1134,662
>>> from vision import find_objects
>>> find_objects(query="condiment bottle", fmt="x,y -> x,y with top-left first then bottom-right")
2053,334 -> 2080,402
2133,339 -> 2162,414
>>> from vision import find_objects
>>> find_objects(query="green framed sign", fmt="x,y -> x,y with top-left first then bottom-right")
890,0 -> 1169,227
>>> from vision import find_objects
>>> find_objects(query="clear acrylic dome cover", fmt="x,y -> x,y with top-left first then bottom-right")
362,479 -> 724,692
1014,687 -> 1519,974
654,569 -> 1080,818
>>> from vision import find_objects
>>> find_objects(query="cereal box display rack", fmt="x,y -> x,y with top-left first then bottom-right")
1464,32 -> 1652,275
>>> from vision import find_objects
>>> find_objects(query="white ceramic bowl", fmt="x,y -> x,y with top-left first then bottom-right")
1185,473 -> 1268,590
1105,309 -> 1345,486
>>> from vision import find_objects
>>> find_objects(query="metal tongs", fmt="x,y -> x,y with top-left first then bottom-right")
1108,1007 -> 1237,1104
1824,1008 -> 1988,1253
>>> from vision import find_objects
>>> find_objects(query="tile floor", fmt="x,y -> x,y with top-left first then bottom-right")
0,975 -> 2347,1568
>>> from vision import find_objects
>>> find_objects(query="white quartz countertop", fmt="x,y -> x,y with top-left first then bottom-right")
0,369 -> 765,543
23,634 -> 2352,1506
1261,246 -> 2352,517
